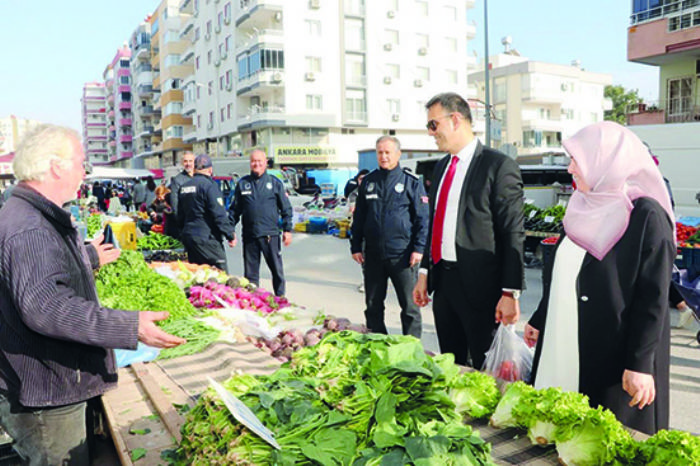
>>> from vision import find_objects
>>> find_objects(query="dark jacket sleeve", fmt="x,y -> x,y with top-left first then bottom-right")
625,204 -> 674,374
344,179 -> 358,198
206,182 -> 235,241
350,181 -> 368,254
275,180 -> 293,232
409,179 -> 430,254
491,155 -> 525,290
229,180 -> 243,229
169,176 -> 181,216
86,244 -> 101,270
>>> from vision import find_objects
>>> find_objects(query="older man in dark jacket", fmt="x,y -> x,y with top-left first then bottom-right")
0,124 -> 184,464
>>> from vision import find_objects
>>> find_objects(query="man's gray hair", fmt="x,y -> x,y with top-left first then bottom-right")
375,135 -> 401,151
13,124 -> 80,182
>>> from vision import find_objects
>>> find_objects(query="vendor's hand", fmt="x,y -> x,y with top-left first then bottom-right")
409,252 -> 423,267
282,231 -> 292,247
138,311 -> 186,348
90,233 -> 121,266
524,323 -> 539,348
352,252 -> 364,265
413,274 -> 430,307
496,295 -> 520,325
228,237 -> 237,248
623,369 -> 656,409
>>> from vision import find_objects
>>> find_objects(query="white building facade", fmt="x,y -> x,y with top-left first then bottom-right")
81,83 -> 109,165
468,52 -> 612,157
178,0 -> 475,172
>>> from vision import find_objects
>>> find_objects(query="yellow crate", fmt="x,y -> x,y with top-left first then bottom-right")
293,222 -> 308,233
107,220 -> 137,250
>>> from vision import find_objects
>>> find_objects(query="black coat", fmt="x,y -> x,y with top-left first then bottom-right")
420,141 -> 525,305
529,197 -> 674,434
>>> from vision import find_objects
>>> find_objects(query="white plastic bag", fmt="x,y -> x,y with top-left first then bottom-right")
482,324 -> 533,382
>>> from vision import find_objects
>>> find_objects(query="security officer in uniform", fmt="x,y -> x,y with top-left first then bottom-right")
167,151 -> 195,238
351,136 -> 429,338
229,149 -> 293,296
177,154 -> 236,270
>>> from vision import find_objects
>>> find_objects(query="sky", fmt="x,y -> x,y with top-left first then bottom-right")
0,0 -> 659,131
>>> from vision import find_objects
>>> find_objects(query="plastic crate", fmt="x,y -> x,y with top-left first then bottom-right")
678,246 -> 700,279
540,240 -> 557,267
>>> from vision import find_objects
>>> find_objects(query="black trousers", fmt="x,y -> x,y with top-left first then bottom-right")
363,254 -> 422,338
244,235 -> 286,296
432,262 -> 498,369
183,236 -> 227,272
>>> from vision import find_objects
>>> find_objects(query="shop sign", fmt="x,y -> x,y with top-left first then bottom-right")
274,146 -> 338,164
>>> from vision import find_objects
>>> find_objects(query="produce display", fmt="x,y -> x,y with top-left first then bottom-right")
86,213 -> 104,238
143,250 -> 188,263
177,331 -> 494,465
677,222 -> 700,248
95,251 -> 220,358
136,231 -> 184,251
249,316 -> 369,362
188,280 -> 290,313
524,204 -> 566,233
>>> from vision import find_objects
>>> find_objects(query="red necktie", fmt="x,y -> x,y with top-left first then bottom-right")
431,155 -> 459,264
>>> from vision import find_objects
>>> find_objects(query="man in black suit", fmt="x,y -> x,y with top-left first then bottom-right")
413,92 -> 525,369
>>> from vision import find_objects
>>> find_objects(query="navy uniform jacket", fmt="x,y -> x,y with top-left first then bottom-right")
230,172 -> 293,241
177,173 -> 235,242
351,166 -> 429,260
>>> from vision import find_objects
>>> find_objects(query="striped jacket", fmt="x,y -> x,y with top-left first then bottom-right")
0,184 -> 139,407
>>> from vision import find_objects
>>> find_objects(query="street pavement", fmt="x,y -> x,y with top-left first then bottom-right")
224,232 -> 700,435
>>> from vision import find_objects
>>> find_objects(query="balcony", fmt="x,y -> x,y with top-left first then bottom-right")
521,117 -> 564,132
109,141 -> 117,147
180,46 -> 195,65
235,28 -> 283,55
118,85 -> 131,93
466,20 -> 476,40
627,99 -> 700,125
236,0 -> 284,28
183,128 -> 197,142
117,68 -> 130,77
139,126 -> 154,137
120,151 -> 134,159
237,69 -> 285,96
135,44 -> 150,60
140,105 -> 154,116
118,101 -> 132,111
119,118 -> 132,126
522,87 -> 565,104
137,84 -> 153,97
108,110 -> 115,118
107,94 -> 115,104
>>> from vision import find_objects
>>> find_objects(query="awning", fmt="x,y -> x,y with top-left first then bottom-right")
86,167 -> 156,180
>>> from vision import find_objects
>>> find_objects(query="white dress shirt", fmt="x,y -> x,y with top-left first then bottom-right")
434,138 -> 478,261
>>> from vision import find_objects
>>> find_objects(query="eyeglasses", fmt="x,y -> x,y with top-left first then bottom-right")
426,114 -> 453,131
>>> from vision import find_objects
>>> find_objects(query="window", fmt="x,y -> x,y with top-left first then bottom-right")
206,20 -> 212,35
345,89 -> 366,121
445,36 -> 457,52
226,70 -> 232,85
306,94 -> 323,110
305,56 -> 322,72
385,29 -> 399,45
196,86 -> 201,99
416,0 -> 428,16
196,56 -> 200,70
345,53 -> 365,86
195,27 -> 201,41
225,35 -> 232,51
495,108 -> 506,126
387,98 -> 400,114
305,19 -> 321,36
208,81 -> 213,95
197,115 -> 201,128
561,108 -> 575,120
207,50 -> 212,64
218,12 -> 224,29
224,2 -> 231,22
164,102 -> 183,115
208,111 -> 214,126
227,103 -> 232,119
345,18 -> 364,50
220,108 -> 225,122
666,76 -> 693,120
443,5 -> 457,20
386,64 -> 400,79
446,69 -> 457,85
219,43 -> 226,57
120,76 -> 130,84
538,108 -> 552,119
494,80 -> 506,102
119,59 -> 129,68
590,112 -> 598,123
416,66 -> 430,80
416,33 -> 429,48
164,30 -> 180,43
164,54 -> 181,67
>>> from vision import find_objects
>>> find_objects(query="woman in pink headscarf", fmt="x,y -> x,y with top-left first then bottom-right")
524,121 -> 675,435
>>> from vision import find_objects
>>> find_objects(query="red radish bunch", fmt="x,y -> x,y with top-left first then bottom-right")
188,279 -> 289,313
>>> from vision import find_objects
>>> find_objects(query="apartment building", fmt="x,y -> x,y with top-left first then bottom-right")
130,20 -> 156,168
627,0 -> 700,215
102,45 -> 135,167
468,49 -> 612,157
146,0 -> 194,172
176,0 -> 475,174
81,82 -> 109,165
0,115 -> 43,156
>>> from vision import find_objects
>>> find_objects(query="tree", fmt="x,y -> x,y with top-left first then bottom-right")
604,85 -> 642,125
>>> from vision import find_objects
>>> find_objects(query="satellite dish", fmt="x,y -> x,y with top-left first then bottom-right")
501,36 -> 512,53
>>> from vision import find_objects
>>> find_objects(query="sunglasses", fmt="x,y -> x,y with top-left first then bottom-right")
426,114 -> 453,131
